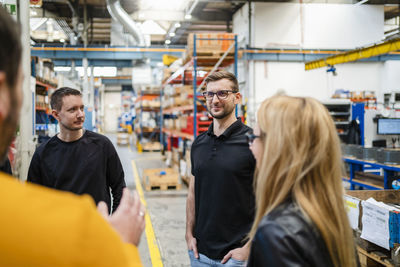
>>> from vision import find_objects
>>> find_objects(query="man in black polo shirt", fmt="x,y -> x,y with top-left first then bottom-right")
186,71 -> 255,266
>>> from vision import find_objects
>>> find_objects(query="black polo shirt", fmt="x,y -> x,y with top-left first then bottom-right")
191,118 -> 256,260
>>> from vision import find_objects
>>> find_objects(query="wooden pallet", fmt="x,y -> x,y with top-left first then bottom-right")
194,51 -> 235,57
142,168 -> 181,191
358,247 -> 397,267
142,142 -> 162,152
117,133 -> 130,146
183,53 -> 236,67
354,227 -> 400,267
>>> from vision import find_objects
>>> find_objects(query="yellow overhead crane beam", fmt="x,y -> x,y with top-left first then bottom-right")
305,38 -> 400,70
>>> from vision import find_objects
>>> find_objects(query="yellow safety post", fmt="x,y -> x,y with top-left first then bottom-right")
137,140 -> 143,154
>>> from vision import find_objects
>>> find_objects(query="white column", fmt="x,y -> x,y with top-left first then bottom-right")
90,65 -> 95,128
82,57 -> 89,104
18,0 -> 34,180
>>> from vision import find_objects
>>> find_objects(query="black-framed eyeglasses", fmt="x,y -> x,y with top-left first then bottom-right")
246,132 -> 260,145
202,90 -> 237,100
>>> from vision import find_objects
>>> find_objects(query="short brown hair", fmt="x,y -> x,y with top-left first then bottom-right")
51,87 -> 82,111
0,7 -> 22,89
204,71 -> 239,92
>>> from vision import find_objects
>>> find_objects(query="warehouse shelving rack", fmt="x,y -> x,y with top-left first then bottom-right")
135,89 -> 162,151
160,33 -> 239,146
324,101 -> 365,145
343,157 -> 400,190
158,34 -> 239,184
34,79 -> 58,144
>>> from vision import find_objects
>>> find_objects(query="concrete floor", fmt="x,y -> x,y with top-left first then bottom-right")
109,134 -> 190,267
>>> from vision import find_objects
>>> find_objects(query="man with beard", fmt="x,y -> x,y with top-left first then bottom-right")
0,7 -> 145,266
28,87 -> 126,213
186,71 -> 256,266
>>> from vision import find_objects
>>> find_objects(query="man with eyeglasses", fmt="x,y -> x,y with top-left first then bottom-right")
186,71 -> 256,267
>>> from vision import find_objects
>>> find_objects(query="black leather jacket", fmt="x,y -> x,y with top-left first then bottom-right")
247,200 -> 334,267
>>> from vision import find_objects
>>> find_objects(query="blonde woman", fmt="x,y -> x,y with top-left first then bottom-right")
246,95 -> 357,267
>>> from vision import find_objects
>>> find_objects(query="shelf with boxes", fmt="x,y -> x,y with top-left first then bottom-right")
34,76 -> 58,144
323,100 -> 352,138
134,87 -> 162,152
160,32 -> 239,185
32,57 -> 59,143
342,143 -> 400,190
324,100 -> 365,145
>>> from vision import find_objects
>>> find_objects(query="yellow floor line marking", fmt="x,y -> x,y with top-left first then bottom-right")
131,160 -> 164,267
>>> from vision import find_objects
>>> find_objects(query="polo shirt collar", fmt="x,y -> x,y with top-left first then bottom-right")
207,118 -> 243,138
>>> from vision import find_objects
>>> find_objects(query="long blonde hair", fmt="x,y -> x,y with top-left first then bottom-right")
249,95 -> 356,267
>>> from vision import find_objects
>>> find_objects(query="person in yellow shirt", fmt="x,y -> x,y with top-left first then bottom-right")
0,7 -> 145,267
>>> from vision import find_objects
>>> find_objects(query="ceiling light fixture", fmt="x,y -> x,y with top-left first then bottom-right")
175,22 -> 181,28
169,32 -> 176,37
60,38 -> 65,43
184,0 -> 198,20
165,40 -> 171,45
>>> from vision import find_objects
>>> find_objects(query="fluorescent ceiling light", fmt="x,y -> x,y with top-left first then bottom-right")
175,22 -> 181,28
60,38 -> 65,43
54,66 -> 71,72
93,67 -> 117,77
169,32 -> 175,37
73,67 -> 117,77
184,14 -> 192,20
141,20 -> 166,35
165,40 -> 171,45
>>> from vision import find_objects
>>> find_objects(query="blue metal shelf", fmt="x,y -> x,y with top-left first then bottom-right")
343,157 -> 400,190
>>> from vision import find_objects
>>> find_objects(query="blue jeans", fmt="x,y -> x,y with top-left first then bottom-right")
188,250 -> 246,267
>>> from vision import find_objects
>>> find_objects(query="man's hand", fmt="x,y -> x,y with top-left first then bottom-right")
186,235 -> 199,259
97,188 -> 145,246
220,244 -> 250,264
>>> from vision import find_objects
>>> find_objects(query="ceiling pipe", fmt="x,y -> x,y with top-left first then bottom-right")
106,0 -> 145,46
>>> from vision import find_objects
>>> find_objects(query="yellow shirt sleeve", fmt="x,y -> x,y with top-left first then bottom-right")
0,173 -> 144,267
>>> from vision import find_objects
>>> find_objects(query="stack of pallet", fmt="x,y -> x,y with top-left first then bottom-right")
184,33 -> 239,67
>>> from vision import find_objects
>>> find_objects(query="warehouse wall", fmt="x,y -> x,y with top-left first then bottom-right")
104,91 -> 121,133
233,2 -> 389,114
252,3 -> 384,49
381,61 -> 400,101
232,3 -> 250,46
253,61 -> 384,108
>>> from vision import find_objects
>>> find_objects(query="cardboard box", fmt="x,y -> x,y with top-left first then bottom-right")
187,33 -> 236,54
174,85 -> 193,95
